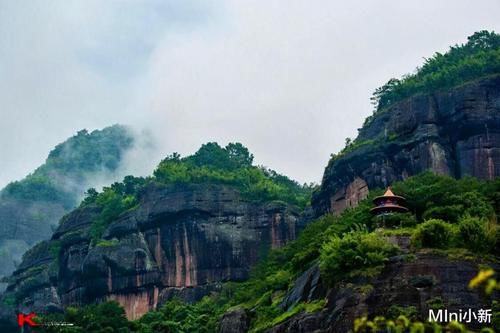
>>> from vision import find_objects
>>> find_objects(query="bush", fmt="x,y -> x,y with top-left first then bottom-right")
426,297 -> 446,311
37,302 -> 130,333
457,216 -> 497,253
422,205 -> 464,222
412,219 -> 455,249
88,188 -> 138,244
387,305 -> 418,320
320,231 -> 399,285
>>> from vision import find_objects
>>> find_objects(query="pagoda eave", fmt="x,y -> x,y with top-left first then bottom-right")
370,206 -> 409,214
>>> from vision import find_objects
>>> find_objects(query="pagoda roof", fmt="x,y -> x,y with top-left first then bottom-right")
384,188 -> 395,196
370,203 -> 409,213
372,187 -> 407,203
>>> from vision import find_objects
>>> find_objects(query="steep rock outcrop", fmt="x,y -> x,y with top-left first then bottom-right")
268,247 -> 496,332
3,184 -> 302,321
219,308 -> 252,333
313,76 -> 500,216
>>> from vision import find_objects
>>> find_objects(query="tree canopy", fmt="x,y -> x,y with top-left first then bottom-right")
370,30 -> 500,113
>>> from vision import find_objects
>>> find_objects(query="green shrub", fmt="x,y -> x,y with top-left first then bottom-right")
88,190 -> 138,244
37,301 -> 130,333
263,270 -> 292,291
320,231 -> 399,285
336,199 -> 376,231
457,216 -> 497,253
422,204 -> 464,222
387,305 -> 418,320
409,275 -> 434,288
426,297 -> 446,311
412,219 -> 456,249
382,212 -> 418,228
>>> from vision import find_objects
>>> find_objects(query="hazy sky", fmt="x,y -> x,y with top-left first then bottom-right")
1,0 -> 500,188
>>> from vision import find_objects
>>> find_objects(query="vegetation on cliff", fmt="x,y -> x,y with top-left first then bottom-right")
370,30 -> 500,113
154,142 -> 313,206
330,30 -> 500,162
83,142 -> 314,242
37,172 -> 500,332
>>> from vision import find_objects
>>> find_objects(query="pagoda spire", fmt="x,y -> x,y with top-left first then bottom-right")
370,187 -> 409,216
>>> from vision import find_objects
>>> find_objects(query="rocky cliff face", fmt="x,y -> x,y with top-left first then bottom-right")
3,184 -> 302,322
313,76 -> 500,216
220,237 -> 496,333
268,249 -> 494,332
0,200 -> 65,277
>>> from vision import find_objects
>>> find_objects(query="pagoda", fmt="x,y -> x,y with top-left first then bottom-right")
370,187 -> 409,216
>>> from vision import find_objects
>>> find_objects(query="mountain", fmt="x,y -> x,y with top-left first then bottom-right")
313,31 -> 500,217
2,31 -> 500,332
0,125 -> 134,281
0,143 -> 312,329
312,75 -> 500,217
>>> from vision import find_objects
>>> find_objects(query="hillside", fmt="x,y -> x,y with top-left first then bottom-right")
0,125 -> 134,280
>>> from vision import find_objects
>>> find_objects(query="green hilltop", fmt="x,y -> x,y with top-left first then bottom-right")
81,142 -> 314,244
369,30 -> 500,118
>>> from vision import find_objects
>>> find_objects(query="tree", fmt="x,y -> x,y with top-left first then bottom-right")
225,142 -> 254,169
189,142 -> 230,169
467,30 -> 500,50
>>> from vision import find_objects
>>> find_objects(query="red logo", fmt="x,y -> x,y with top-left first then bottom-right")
17,313 -> 37,327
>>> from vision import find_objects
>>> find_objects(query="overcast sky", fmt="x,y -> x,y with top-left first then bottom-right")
1,0 -> 500,188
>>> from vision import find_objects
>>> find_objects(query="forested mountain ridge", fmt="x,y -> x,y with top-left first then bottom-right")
0,125 -> 134,281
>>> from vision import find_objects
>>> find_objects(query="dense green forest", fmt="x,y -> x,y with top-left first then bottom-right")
38,172 -> 500,332
369,30 -> 500,116
82,142 -> 314,243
